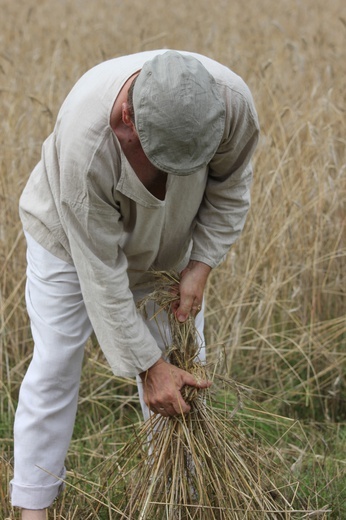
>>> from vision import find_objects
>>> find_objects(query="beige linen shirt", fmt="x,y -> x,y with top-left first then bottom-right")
19,50 -> 260,377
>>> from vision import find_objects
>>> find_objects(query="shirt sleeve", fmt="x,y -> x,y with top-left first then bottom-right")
58,133 -> 162,378
190,82 -> 260,268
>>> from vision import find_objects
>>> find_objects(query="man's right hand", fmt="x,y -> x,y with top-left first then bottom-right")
139,358 -> 211,417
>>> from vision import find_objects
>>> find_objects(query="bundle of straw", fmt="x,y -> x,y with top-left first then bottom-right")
105,272 -> 305,519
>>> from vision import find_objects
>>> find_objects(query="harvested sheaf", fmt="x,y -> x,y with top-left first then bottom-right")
100,272 -> 312,519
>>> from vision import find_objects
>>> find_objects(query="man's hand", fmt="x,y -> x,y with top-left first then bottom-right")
171,260 -> 212,322
139,357 -> 211,416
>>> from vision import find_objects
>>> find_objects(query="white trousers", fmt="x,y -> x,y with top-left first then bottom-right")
11,233 -> 205,509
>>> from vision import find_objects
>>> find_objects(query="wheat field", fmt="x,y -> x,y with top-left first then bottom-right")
0,0 -> 345,518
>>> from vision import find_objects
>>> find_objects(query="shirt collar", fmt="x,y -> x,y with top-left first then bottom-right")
116,148 -> 167,208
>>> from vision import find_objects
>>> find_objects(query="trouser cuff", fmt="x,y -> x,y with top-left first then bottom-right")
10,467 -> 66,509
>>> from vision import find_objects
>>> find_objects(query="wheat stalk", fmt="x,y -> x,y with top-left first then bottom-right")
101,272 -> 311,519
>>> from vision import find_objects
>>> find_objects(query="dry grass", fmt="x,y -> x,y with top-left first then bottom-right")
1,0 -> 345,518
92,273 -> 313,519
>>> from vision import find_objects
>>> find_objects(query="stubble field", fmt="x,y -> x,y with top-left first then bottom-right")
0,0 -> 345,518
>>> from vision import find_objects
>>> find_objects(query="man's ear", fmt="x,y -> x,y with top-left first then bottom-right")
122,102 -> 135,129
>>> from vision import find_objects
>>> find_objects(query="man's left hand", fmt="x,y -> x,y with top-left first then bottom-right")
171,260 -> 212,322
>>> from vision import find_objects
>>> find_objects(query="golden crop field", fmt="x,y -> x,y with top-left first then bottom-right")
1,0 -> 345,518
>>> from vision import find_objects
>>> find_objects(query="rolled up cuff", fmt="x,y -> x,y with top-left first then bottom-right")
10,467 -> 66,509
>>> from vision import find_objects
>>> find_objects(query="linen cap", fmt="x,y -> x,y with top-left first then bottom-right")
133,51 -> 226,176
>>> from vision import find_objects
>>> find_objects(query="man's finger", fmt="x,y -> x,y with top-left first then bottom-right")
172,394 -> 191,415
182,372 -> 211,389
155,406 -> 171,417
176,298 -> 194,322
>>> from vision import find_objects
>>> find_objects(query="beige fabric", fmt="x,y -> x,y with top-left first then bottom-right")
19,50 -> 259,377
133,50 -> 226,175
